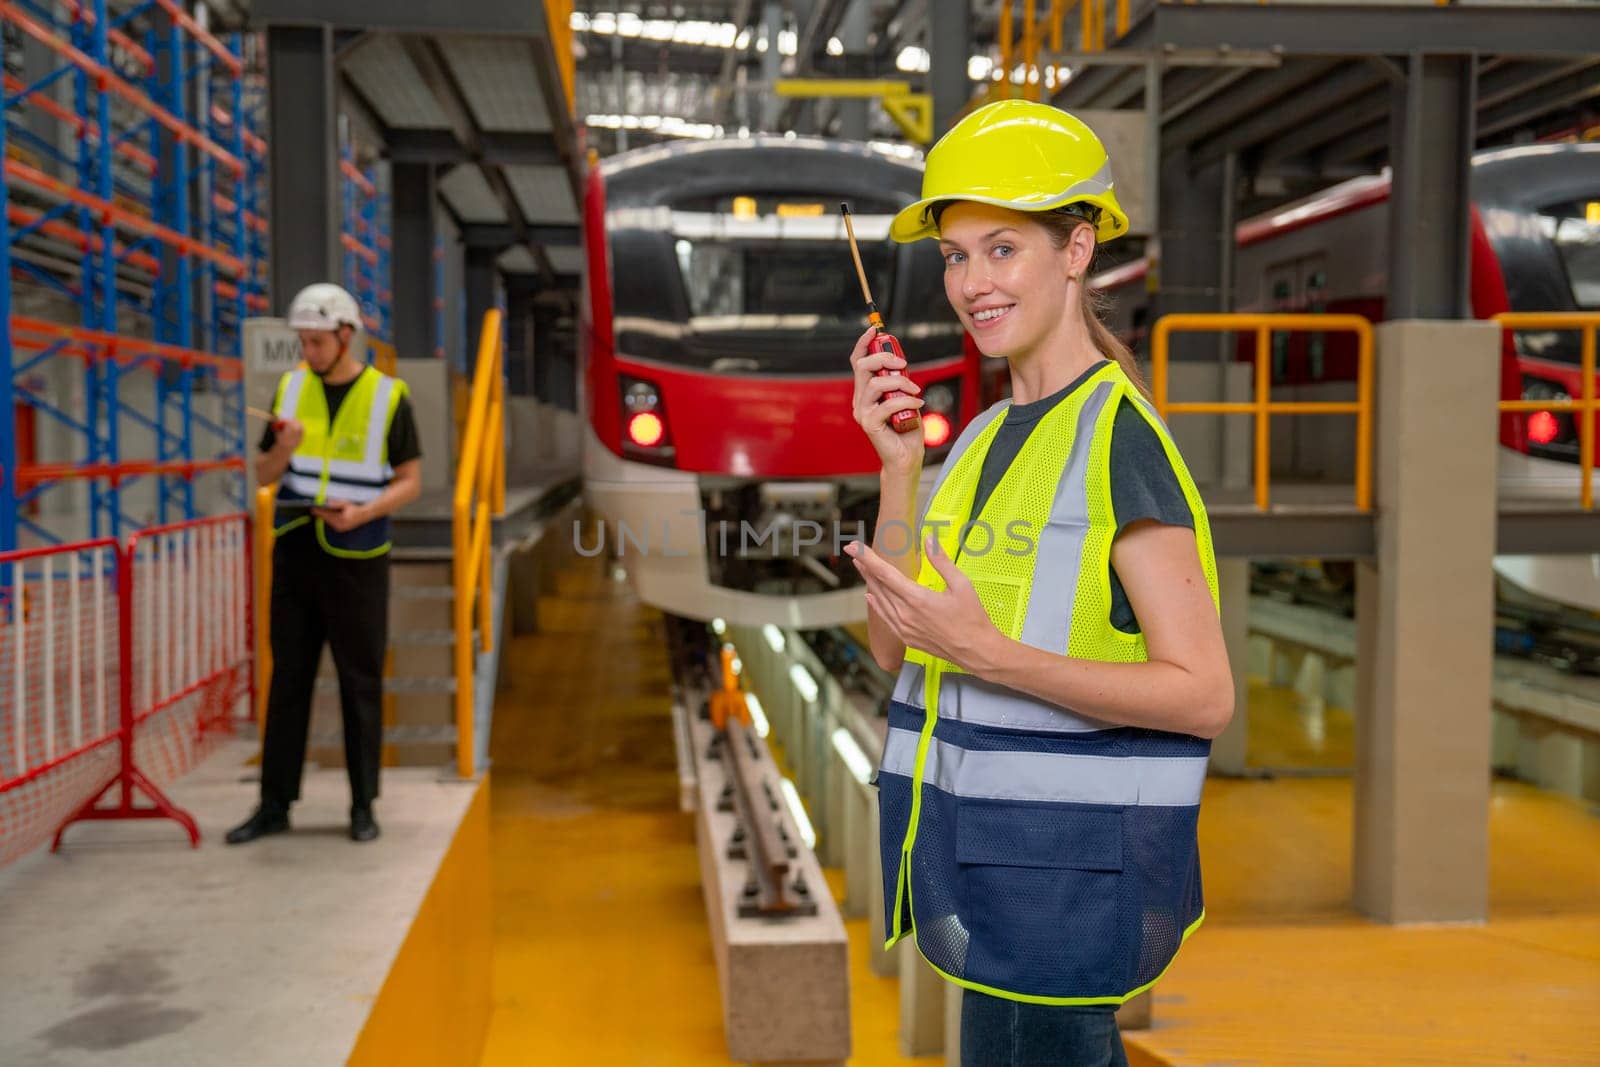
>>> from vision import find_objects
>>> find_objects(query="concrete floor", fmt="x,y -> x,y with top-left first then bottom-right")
0,740 -> 476,1067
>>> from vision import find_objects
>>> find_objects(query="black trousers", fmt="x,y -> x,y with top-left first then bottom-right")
259,533 -> 389,811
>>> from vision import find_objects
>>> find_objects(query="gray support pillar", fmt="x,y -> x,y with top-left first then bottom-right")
761,2 -> 783,130
464,246 -> 498,370
266,25 -> 340,310
505,286 -> 537,397
1155,147 -> 1228,362
836,0 -> 871,141
898,940 -> 945,1056
391,163 -> 437,360
1387,54 -> 1476,320
928,0 -> 971,138
1212,557 -> 1252,776
1353,320 -> 1499,923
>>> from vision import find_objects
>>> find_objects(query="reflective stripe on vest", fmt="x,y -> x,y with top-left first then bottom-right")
273,366 -> 402,554
876,361 -> 1220,1006
881,726 -> 1208,806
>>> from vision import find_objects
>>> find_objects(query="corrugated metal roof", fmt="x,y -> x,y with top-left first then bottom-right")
438,165 -> 507,224
438,37 -> 552,134
344,35 -> 451,130
504,165 -> 578,224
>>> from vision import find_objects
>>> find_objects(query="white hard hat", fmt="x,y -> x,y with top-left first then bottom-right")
287,283 -> 362,332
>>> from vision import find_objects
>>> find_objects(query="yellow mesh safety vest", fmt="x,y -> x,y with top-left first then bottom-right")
271,366 -> 407,559
875,361 -> 1220,1005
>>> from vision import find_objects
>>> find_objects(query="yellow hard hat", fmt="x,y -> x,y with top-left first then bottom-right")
890,99 -> 1129,245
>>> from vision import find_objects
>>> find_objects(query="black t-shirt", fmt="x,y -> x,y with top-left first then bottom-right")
259,369 -> 422,467
966,361 -> 1193,635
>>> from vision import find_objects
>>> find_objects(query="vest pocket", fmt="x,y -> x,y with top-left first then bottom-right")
955,798 -> 1127,997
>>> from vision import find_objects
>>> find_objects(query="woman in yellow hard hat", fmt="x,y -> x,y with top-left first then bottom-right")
845,100 -> 1232,1066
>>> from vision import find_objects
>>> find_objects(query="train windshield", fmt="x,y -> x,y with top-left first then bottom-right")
607,190 -> 961,373
1539,199 -> 1600,310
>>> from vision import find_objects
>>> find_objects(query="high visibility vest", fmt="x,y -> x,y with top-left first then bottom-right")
271,366 -> 406,559
875,361 -> 1220,1006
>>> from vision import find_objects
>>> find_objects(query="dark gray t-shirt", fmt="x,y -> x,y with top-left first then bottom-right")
966,362 -> 1192,635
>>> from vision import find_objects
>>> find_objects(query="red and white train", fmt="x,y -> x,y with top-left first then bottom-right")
580,136 -> 981,627
1095,142 -> 1600,611
583,137 -> 1597,623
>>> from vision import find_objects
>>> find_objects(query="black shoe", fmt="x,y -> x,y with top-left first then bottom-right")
225,806 -> 289,845
350,806 -> 380,843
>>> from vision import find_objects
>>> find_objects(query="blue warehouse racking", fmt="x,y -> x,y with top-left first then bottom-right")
1,0 -> 273,552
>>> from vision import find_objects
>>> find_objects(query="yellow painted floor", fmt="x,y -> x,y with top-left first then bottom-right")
478,557 -> 936,1066
481,559 -> 1600,1065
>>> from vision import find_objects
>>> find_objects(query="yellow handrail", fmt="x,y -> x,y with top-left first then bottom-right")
254,484 -> 275,732
1494,311 -> 1598,510
453,310 -> 506,779
1150,313 -> 1375,512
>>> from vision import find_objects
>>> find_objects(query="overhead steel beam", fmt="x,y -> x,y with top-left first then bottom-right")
1163,60 -> 1338,153
461,223 -> 579,249
1478,65 -> 1600,139
385,129 -> 565,166
1322,59 -> 1600,164
574,34 -> 727,77
400,35 -> 550,282
254,0 -> 545,35
1161,66 -> 1255,126
1191,62 -> 1382,169
1151,3 -> 1600,57
1257,86 -> 1388,166
1477,58 -> 1599,110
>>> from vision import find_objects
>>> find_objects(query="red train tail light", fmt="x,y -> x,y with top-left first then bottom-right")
1527,410 -> 1560,446
628,411 -> 666,447
922,412 -> 952,448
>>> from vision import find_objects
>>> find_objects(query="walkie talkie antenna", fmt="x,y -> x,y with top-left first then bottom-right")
840,203 -> 885,331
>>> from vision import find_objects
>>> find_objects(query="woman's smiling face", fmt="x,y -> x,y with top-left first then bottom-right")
937,201 -> 1075,360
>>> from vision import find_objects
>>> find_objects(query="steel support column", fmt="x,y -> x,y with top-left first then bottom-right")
465,246 -> 499,373
391,162 -> 436,360
836,0 -> 871,140
267,25 -> 341,311
1387,54 -> 1476,320
928,0 -> 970,139
1155,147 -> 1228,361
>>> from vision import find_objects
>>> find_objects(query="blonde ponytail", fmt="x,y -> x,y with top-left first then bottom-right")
1082,283 -> 1151,401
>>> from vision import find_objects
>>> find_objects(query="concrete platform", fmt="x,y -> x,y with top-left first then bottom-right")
0,740 -> 485,1067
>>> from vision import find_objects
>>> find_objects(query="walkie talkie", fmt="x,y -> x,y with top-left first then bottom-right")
841,203 -> 919,434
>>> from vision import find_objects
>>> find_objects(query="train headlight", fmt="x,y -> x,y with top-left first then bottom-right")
624,380 -> 659,413
922,412 -> 952,448
923,384 -> 954,414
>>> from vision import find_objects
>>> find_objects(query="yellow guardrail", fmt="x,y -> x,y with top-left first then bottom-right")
1150,313 -> 1375,512
453,311 -> 506,779
254,484 -> 275,731
1494,311 -> 1597,510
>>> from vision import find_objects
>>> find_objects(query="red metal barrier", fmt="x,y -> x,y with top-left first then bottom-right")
0,515 -> 253,863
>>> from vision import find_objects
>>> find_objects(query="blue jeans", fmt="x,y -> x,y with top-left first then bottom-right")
960,989 -> 1130,1067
